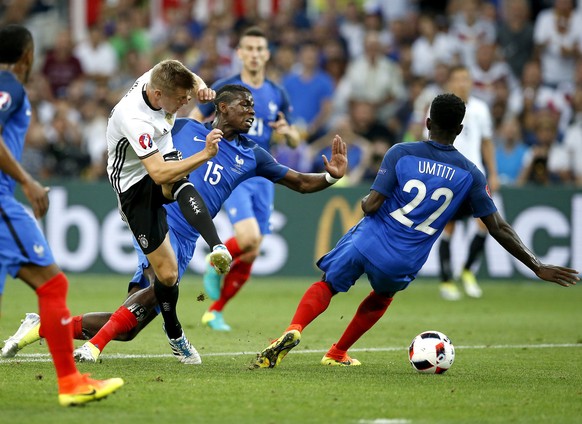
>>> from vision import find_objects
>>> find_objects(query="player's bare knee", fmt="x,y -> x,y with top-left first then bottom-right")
238,235 -> 261,253
152,261 -> 179,285
156,271 -> 178,285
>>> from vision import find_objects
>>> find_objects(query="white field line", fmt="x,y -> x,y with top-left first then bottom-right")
0,343 -> 580,364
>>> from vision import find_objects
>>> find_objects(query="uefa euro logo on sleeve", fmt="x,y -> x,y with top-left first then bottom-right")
0,91 -> 12,111
138,133 -> 153,150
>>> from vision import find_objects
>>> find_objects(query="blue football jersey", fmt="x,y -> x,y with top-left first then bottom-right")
197,74 -> 292,152
165,119 -> 289,239
352,141 -> 497,277
0,71 -> 31,195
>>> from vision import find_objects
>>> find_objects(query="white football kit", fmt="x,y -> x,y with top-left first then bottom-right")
453,96 -> 493,175
106,70 -> 177,194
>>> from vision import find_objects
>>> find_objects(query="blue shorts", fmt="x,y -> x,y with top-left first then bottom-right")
317,230 -> 413,295
0,195 -> 54,294
224,177 -> 274,235
130,227 -> 199,290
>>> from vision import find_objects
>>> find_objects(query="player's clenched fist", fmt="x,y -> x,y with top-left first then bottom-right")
197,87 -> 216,103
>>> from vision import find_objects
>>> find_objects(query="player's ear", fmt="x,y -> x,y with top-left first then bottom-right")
426,117 -> 431,131
217,101 -> 228,114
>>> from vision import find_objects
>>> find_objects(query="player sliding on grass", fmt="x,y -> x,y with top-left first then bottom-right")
251,93 -> 579,369
190,26 -> 302,332
2,84 -> 347,363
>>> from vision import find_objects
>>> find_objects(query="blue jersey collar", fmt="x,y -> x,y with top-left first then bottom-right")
425,140 -> 456,151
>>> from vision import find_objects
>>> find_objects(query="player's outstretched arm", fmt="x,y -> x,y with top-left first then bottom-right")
481,212 -> 579,287
321,134 -> 347,178
277,135 -> 347,193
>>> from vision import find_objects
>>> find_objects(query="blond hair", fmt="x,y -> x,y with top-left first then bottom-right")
150,59 -> 196,94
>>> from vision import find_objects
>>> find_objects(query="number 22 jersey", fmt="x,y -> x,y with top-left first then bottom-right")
352,141 -> 497,278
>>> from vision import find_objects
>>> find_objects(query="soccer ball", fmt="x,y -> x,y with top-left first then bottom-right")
408,330 -> 455,374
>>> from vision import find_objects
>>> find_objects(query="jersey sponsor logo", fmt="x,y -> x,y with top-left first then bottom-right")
138,133 -> 153,150
193,136 -> 205,142
0,91 -> 12,111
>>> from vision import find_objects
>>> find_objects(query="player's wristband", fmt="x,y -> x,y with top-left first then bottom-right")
325,173 -> 340,185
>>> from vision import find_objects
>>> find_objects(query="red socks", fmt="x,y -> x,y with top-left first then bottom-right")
88,306 -> 138,352
209,259 -> 252,312
285,281 -> 334,332
71,315 -> 85,340
225,237 -> 244,259
36,273 -> 78,379
39,314 -> 84,340
335,291 -> 393,352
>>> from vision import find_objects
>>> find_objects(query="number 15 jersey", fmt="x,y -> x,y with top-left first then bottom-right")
352,140 -> 497,278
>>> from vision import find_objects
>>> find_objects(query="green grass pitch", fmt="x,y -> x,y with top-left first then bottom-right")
0,274 -> 580,423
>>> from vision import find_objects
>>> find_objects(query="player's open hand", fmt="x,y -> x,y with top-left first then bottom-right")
22,177 -> 50,218
268,112 -> 290,136
535,264 -> 579,287
322,134 -> 347,179
197,87 -> 216,103
204,128 -> 223,158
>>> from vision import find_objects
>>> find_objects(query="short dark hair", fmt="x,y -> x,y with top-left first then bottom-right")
430,93 -> 466,131
214,84 -> 252,110
0,25 -> 33,64
240,26 -> 267,40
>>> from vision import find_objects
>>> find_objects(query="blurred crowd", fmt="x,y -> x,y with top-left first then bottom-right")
2,0 -> 582,187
